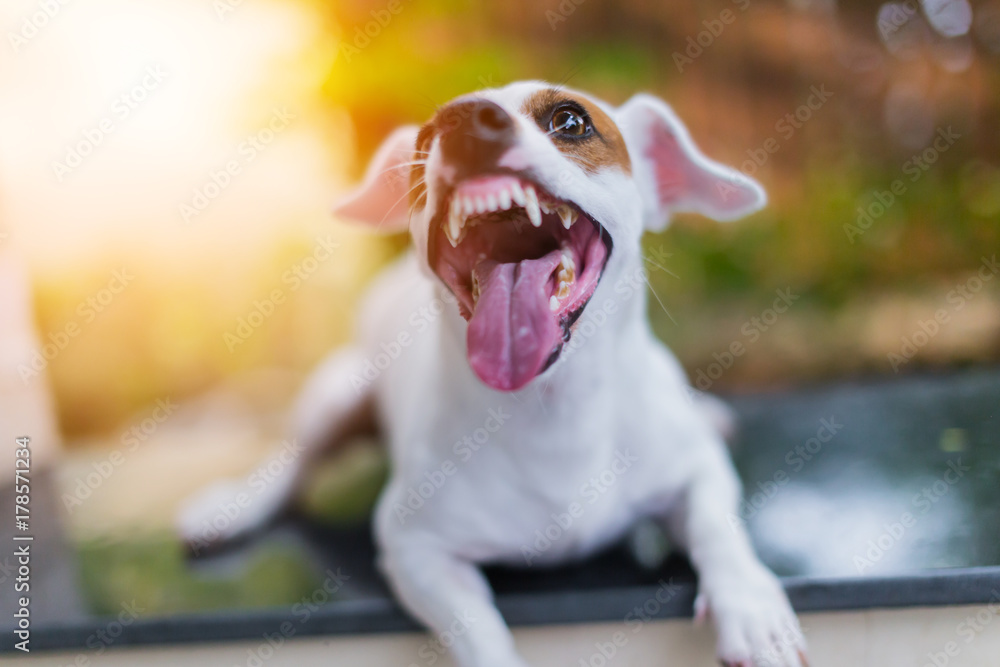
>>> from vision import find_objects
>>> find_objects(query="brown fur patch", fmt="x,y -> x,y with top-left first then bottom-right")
520,88 -> 631,175
409,123 -> 435,208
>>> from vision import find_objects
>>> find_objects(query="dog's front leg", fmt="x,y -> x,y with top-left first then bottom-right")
379,540 -> 527,667
176,347 -> 374,550
668,456 -> 808,667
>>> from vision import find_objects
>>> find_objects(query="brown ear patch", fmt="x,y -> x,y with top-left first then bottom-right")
520,89 -> 631,175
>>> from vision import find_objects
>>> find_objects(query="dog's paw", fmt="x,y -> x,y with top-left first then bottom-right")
176,479 -> 270,553
695,565 -> 807,667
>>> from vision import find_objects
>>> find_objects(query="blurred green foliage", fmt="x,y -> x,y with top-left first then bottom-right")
33,0 -> 1000,437
77,537 -> 321,615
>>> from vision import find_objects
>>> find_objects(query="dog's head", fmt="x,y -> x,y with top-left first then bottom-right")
336,81 -> 765,392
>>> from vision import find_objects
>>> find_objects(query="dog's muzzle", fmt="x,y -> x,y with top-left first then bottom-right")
438,100 -> 516,180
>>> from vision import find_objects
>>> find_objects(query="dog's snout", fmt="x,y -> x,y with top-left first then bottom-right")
473,102 -> 512,135
438,100 -> 515,174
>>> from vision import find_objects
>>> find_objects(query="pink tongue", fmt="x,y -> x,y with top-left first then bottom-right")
467,249 -> 563,391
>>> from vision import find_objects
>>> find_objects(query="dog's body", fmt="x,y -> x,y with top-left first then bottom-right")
179,81 -> 806,666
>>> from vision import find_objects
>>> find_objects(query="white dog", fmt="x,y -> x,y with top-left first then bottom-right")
179,81 -> 807,667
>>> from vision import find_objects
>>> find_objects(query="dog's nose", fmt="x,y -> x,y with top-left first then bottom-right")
438,100 -> 515,173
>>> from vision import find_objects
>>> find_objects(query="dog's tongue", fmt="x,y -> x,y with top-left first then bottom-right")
467,249 -> 563,391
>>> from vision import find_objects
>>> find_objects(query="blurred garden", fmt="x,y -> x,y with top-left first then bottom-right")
16,0 -> 999,441
2,0 -> 998,615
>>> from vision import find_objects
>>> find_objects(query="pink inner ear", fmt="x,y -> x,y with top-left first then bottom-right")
648,126 -> 689,207
337,177 -> 411,227
647,124 -> 760,216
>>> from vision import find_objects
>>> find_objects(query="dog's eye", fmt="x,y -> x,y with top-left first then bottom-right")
549,106 -> 591,138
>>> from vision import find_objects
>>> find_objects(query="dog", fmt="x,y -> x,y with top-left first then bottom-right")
178,81 -> 807,667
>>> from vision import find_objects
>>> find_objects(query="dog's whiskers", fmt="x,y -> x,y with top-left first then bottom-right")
642,273 -> 677,326
375,160 -> 427,180
372,175 -> 426,231
642,255 -> 679,279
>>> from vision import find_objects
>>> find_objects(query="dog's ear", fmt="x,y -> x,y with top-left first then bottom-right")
333,125 -> 420,232
618,94 -> 765,232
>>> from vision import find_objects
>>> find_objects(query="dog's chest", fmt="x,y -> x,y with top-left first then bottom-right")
386,373 -> 662,563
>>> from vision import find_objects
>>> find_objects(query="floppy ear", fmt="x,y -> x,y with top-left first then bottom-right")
617,94 -> 766,232
333,125 -> 420,232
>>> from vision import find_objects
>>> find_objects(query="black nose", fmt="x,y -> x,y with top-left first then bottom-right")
438,99 -> 515,174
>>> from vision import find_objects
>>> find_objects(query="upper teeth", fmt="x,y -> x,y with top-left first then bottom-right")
524,185 -> 541,227
446,197 -> 467,247
511,182 -> 526,206
557,205 -> 577,229
442,180 -> 577,247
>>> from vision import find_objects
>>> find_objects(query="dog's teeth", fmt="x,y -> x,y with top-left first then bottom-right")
446,208 -> 465,247
560,248 -> 576,272
549,295 -> 560,312
540,201 -> 554,214
511,181 -> 526,206
474,196 -> 487,214
498,189 -> 512,210
463,196 -> 475,217
557,205 -> 577,229
557,249 -> 576,285
443,197 -> 468,247
472,272 -> 481,304
525,185 -> 542,227
556,280 -> 571,299
485,193 -> 498,212
445,223 -> 459,247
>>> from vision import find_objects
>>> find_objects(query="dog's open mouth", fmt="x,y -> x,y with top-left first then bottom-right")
429,173 -> 613,392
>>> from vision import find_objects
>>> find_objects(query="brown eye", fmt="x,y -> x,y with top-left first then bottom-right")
549,107 -> 590,137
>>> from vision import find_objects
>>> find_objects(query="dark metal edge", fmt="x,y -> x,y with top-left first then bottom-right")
4,567 -> 1000,655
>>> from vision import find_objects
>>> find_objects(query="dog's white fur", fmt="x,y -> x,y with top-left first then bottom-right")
179,81 -> 805,666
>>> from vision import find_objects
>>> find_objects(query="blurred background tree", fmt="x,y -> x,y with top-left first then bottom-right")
4,0 -> 997,438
